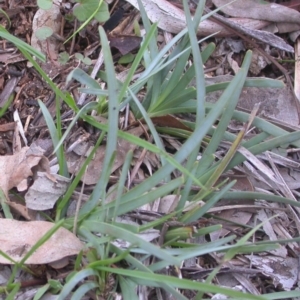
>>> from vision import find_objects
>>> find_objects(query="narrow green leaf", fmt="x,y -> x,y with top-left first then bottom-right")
70,281 -> 98,300
119,276 -> 139,300
38,100 -> 68,176
82,221 -> 181,266
58,269 -> 98,300
95,267 -> 266,300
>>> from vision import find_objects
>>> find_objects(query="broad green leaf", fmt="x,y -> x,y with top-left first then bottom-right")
118,53 -> 135,64
73,0 -> 109,22
37,0 -> 52,10
58,51 -> 70,65
35,26 -> 53,41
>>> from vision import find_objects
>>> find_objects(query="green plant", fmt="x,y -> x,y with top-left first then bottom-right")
37,0 -> 52,10
55,1 -> 300,298
36,0 -> 110,43
35,26 -> 53,41
73,0 -> 109,23
57,52 -> 93,66
75,52 -> 92,65
37,0 -> 109,23
1,0 -> 300,299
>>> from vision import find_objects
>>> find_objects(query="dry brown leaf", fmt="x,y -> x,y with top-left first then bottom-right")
151,115 -> 192,131
0,146 -> 48,200
213,0 -> 300,25
264,21 -> 300,35
245,255 -> 298,291
204,6 -> 293,52
238,146 -> 281,185
257,209 -> 287,258
209,173 -> 254,241
0,144 -> 69,211
31,0 -> 62,62
49,257 -> 69,269
0,219 -> 83,264
108,35 -> 142,55
67,126 -> 144,185
125,0 -> 270,37
0,77 -> 20,108
209,209 -> 253,241
227,52 -> 240,74
6,201 -> 34,221
248,48 -> 269,75
127,0 -> 292,52
205,75 -> 300,126
158,195 -> 181,214
25,172 -> 70,211
278,168 -> 300,190
258,151 -> 300,169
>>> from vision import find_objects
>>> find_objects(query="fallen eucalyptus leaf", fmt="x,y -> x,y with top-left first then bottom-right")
0,146 -> 48,200
125,0 -> 268,36
213,0 -> 300,25
0,219 -> 83,264
25,172 -> 70,211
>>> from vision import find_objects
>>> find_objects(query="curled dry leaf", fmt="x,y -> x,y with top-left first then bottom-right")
31,0 -> 62,59
25,172 -> 70,211
0,146 -> 48,200
0,144 -> 69,211
248,48 -> 269,75
31,0 -> 63,77
213,0 -> 300,25
0,219 -> 83,264
6,201 -> 35,221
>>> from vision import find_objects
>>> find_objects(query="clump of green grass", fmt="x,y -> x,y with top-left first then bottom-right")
1,0 -> 300,299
